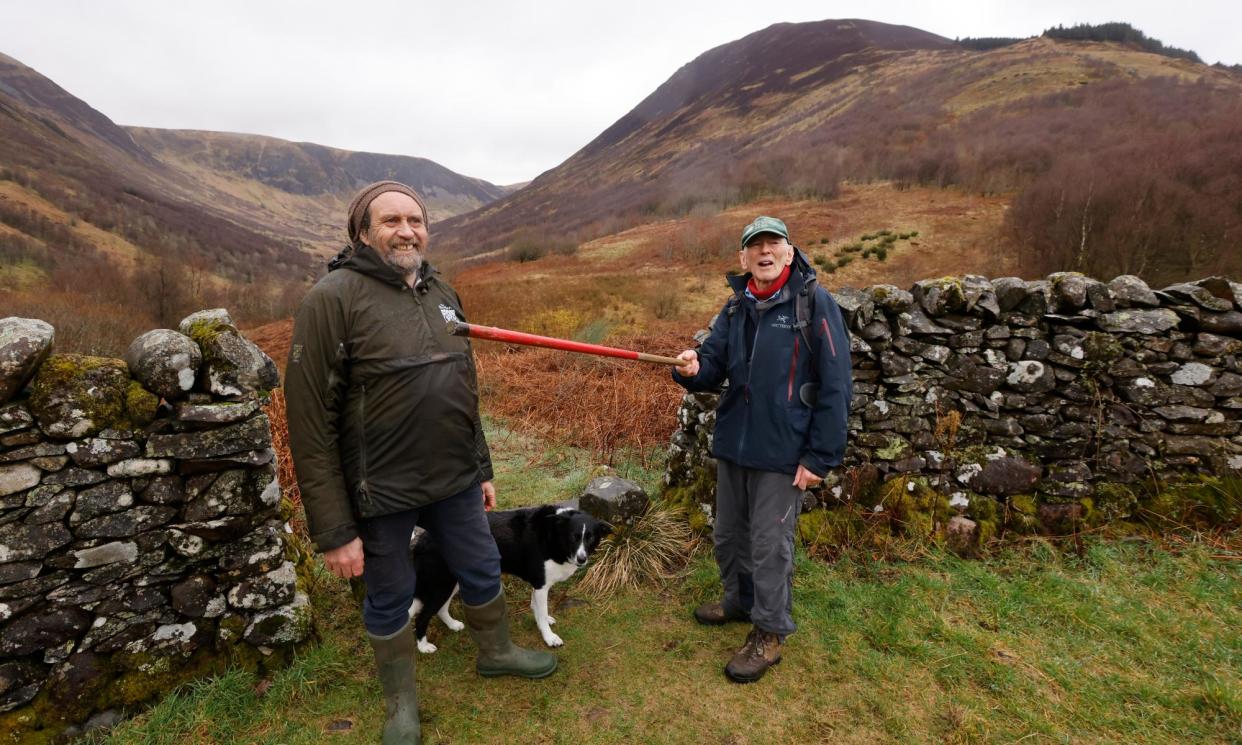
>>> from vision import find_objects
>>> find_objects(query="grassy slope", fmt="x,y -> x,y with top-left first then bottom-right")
92,419 -> 1240,745
243,181 -> 1011,379
451,183 -> 1014,336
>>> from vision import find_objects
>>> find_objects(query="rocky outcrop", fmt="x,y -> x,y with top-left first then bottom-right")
0,310 -> 307,742
666,274 -> 1242,549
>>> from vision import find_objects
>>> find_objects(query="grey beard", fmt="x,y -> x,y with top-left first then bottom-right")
384,249 -> 423,277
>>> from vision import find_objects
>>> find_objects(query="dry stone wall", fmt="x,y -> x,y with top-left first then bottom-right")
0,310 -> 311,742
665,274 -> 1242,546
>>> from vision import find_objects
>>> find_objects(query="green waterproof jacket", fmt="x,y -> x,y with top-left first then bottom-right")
284,244 -> 493,552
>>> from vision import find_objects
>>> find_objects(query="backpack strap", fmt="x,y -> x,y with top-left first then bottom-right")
795,273 -> 819,366
794,259 -> 824,406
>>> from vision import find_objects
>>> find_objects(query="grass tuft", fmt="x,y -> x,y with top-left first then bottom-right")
577,504 -> 697,599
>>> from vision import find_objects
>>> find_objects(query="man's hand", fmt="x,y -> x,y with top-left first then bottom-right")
793,465 -> 824,491
676,349 -> 700,376
323,537 -> 364,579
482,481 -> 496,511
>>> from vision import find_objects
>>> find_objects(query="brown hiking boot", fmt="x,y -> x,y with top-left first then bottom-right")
693,601 -> 749,626
724,626 -> 783,683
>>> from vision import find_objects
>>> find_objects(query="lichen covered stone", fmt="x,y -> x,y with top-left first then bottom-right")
123,329 -> 202,401
0,318 -> 54,406
580,476 -> 649,526
29,355 -> 130,439
178,310 -> 278,400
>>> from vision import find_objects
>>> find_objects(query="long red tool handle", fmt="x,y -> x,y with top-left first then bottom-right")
447,320 -> 689,367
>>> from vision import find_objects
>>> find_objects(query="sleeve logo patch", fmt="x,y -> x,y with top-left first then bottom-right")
438,304 -> 460,323
290,344 -> 303,363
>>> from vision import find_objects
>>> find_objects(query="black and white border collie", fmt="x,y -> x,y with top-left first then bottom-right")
408,505 -> 611,652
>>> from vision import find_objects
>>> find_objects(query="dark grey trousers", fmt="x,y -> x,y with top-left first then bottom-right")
714,459 -> 803,637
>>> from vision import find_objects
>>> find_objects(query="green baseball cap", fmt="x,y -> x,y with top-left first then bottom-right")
740,216 -> 790,249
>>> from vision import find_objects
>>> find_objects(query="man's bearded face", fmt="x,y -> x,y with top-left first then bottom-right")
362,191 -> 428,277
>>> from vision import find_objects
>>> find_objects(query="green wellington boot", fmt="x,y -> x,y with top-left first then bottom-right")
366,621 -> 421,744
463,590 -> 558,678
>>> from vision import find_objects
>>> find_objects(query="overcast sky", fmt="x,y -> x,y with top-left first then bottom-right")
1,1 -> 1238,185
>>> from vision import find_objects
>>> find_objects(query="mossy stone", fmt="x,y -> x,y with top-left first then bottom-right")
125,381 -> 159,427
1005,494 -> 1040,533
28,355 -> 130,439
968,494 -> 999,523
975,517 -> 999,547
182,316 -> 235,349
797,507 -> 865,549
1092,483 -> 1137,522
687,509 -> 710,533
1082,332 -> 1124,362
661,466 -> 716,534
875,435 -> 913,461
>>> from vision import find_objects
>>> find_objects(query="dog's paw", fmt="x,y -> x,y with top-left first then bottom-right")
416,638 -> 438,654
541,631 -> 564,647
443,617 -> 465,632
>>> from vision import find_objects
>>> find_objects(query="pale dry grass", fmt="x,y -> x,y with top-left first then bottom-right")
577,504 -> 697,600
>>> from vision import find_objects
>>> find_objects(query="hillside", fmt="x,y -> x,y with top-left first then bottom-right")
0,51 -> 507,276
128,127 -> 509,253
0,51 -> 304,282
435,20 -> 1242,286
0,50 -> 509,350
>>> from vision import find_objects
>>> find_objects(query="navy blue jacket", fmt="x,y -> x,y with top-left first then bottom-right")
673,256 -> 853,476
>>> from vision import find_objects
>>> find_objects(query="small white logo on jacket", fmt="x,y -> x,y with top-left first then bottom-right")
438,304 -> 459,323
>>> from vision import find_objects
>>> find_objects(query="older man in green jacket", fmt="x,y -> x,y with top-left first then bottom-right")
285,181 -> 555,744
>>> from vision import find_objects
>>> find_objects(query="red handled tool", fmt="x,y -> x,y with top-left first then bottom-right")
446,320 -> 689,367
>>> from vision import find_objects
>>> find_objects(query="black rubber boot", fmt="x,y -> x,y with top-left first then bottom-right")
463,589 -> 558,678
367,621 -> 421,744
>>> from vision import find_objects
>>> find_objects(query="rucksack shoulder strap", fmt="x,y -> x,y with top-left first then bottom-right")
795,276 -> 817,356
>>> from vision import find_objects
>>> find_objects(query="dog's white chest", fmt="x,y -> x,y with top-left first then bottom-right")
543,559 -> 580,585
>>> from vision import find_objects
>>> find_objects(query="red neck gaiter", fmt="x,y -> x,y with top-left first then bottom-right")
747,264 -> 791,300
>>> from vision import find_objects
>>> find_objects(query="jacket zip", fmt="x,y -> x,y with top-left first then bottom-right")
357,383 -> 372,508
744,306 -> 761,405
821,318 -> 837,357
787,336 -> 799,401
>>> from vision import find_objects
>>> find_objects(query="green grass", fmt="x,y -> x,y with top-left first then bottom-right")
483,417 -> 663,509
94,427 -> 1242,745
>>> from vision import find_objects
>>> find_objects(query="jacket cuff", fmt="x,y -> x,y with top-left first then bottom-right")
479,462 -> 495,482
312,523 -> 360,554
798,456 -> 829,479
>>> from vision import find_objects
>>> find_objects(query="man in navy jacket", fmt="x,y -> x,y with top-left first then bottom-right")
673,215 -> 853,683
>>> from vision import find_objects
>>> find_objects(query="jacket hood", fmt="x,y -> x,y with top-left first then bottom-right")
328,244 -> 437,289
727,245 -> 817,295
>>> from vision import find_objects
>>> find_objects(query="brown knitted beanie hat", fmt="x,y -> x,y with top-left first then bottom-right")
347,181 -> 429,242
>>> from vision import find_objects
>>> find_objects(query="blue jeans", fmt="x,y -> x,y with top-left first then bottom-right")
358,482 -> 501,635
